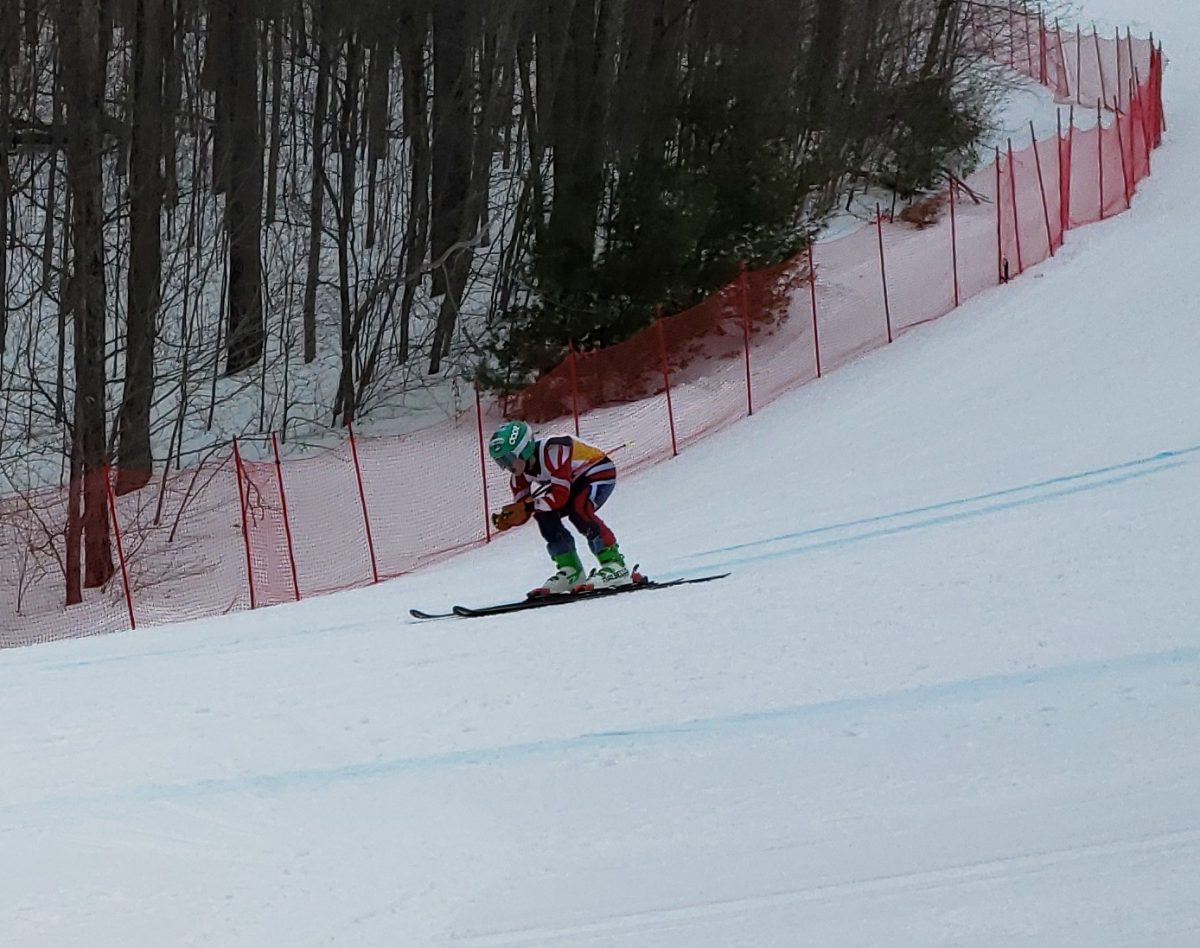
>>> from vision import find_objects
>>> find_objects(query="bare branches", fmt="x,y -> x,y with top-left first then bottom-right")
0,0 -> 1011,505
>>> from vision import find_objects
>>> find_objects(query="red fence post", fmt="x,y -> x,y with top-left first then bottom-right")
1148,45 -> 1159,139
1029,121 -> 1055,257
875,204 -> 893,342
1123,27 -> 1132,103
1007,0 -> 1015,68
1131,75 -> 1145,174
566,341 -> 581,437
1057,109 -> 1069,234
1149,46 -> 1158,140
1121,28 -> 1131,110
1123,28 -> 1133,96
738,261 -> 753,416
1114,105 -> 1131,209
1144,73 -> 1155,172
346,422 -> 379,584
1115,27 -> 1124,112
1054,20 -> 1069,100
1125,30 -> 1136,113
1007,138 -> 1024,275
655,313 -> 678,458
103,463 -> 136,631
1135,71 -> 1152,164
807,242 -> 821,378
475,381 -> 493,543
1093,29 -> 1109,109
1155,44 -> 1165,139
1076,25 -> 1083,106
1067,106 -> 1076,228
232,438 -> 257,610
1038,13 -> 1047,85
995,147 -> 1005,283
1023,7 -> 1033,75
271,433 -> 301,602
1097,100 -> 1106,221
949,180 -> 960,307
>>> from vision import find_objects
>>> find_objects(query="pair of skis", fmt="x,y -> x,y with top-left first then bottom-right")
409,571 -> 729,621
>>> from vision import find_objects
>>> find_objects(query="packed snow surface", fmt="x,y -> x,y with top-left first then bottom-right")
3,0 -> 1198,944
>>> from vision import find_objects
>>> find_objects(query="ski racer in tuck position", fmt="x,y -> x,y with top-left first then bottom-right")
488,420 -> 637,597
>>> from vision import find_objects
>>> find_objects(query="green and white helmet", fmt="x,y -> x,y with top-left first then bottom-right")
488,420 -> 536,471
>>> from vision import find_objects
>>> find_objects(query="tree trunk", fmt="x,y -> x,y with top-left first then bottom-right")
204,0 -> 232,195
807,0 -> 844,125
117,0 -> 165,495
0,0 -> 15,358
65,443 -> 83,606
433,5 -> 517,365
922,0 -> 961,79
161,0 -> 181,209
61,0 -> 115,593
42,63 -> 61,296
302,8 -> 331,365
333,36 -> 361,425
429,0 -> 472,303
396,4 -> 429,365
0,40 -> 9,358
363,39 -> 390,249
542,0 -> 615,300
265,5 -> 283,223
22,0 -> 36,65
515,28 -> 544,240
224,0 -> 264,375
56,191 -> 70,425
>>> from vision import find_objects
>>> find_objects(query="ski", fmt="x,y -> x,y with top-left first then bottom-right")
409,608 -> 455,620
409,572 -> 730,621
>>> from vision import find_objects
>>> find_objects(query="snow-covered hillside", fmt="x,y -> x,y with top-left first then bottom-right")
2,0 -> 1197,944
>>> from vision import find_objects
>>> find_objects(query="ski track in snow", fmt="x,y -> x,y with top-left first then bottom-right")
677,444 -> 1198,575
455,827 -> 1200,947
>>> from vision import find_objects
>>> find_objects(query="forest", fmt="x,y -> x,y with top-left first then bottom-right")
0,0 -> 1009,600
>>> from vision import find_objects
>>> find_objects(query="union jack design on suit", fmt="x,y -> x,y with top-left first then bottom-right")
510,435 -> 618,556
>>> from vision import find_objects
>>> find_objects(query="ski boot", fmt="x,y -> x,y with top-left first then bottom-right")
528,551 -> 585,598
574,544 -> 635,592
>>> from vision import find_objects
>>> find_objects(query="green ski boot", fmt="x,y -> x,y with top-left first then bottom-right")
577,545 -> 633,591
529,551 -> 585,597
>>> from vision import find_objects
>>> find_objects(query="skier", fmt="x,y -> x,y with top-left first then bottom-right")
488,420 -> 635,596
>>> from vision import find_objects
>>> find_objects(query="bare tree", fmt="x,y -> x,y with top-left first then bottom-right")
332,33 -> 362,424
265,0 -> 285,223
222,0 -> 265,375
302,0 -> 332,365
60,0 -> 115,597
395,0 -> 431,364
0,0 -> 1008,520
363,36 -> 391,249
0,0 -> 12,359
427,0 -> 474,371
117,0 -> 168,494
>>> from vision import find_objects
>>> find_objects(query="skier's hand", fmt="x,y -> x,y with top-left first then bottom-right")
492,500 -> 533,531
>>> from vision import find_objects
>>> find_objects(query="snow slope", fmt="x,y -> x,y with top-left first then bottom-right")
2,1 -> 1198,944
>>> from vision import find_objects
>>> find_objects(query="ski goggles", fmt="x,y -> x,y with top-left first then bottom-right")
494,452 -> 520,471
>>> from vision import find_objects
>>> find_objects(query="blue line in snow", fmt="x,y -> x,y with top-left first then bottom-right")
4,645 -> 1197,816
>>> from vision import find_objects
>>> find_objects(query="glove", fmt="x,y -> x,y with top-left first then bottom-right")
491,499 -> 533,532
